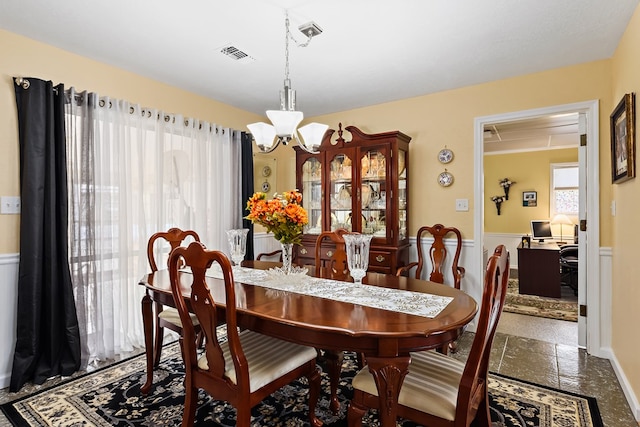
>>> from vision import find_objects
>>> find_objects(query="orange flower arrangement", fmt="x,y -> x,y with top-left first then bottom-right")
245,190 -> 308,245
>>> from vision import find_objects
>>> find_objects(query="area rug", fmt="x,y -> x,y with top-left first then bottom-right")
504,278 -> 578,322
1,342 -> 602,427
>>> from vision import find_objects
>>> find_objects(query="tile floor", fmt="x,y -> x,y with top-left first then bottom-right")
0,312 -> 637,426
481,311 -> 638,427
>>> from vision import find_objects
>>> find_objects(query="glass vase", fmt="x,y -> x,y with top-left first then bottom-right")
281,242 -> 294,274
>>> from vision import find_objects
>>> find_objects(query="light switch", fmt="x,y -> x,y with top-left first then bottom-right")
455,198 -> 469,212
1,196 -> 21,214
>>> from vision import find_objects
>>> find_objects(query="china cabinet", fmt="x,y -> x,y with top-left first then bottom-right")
294,124 -> 410,274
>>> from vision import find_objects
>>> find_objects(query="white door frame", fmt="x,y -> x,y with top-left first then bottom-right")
473,100 -> 602,355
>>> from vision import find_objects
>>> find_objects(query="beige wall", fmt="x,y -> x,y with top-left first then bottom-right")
0,29 -> 263,253
277,61 -> 612,244
610,4 -> 640,408
484,148 -> 579,234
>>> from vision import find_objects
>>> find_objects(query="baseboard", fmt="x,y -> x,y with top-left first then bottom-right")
607,349 -> 640,421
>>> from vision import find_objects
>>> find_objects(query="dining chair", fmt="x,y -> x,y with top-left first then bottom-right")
314,228 -> 363,413
168,242 -> 322,427
396,224 -> 465,289
256,249 -> 283,261
396,223 -> 465,354
347,244 -> 510,427
147,227 -> 202,367
314,228 -> 350,279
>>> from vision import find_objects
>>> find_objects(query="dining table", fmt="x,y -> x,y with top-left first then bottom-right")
138,260 -> 478,427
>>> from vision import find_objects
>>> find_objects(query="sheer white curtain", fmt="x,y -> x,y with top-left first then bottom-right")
65,88 -> 242,365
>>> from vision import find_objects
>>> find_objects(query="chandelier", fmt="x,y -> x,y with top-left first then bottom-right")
247,12 -> 328,154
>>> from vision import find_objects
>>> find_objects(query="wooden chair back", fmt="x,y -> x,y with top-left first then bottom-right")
256,249 -> 283,262
347,244 -> 509,427
314,228 -> 350,279
147,227 -> 200,272
145,227 -> 202,367
455,244 -> 509,421
397,224 -> 465,289
168,242 -> 322,427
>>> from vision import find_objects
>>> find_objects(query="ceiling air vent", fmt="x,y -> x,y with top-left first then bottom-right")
220,45 -> 255,64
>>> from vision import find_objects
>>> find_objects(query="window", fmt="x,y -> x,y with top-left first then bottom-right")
551,163 -> 579,216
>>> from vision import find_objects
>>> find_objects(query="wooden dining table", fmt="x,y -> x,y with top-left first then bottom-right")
138,260 -> 477,427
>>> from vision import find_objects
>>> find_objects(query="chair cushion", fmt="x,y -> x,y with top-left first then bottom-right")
197,329 -> 317,392
352,350 -> 464,421
158,307 -> 199,326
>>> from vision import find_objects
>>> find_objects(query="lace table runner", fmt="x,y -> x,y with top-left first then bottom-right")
203,266 -> 453,319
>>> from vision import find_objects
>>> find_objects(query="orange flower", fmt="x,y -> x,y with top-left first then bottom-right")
245,190 -> 308,244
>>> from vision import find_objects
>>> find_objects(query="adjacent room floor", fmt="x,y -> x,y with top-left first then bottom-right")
482,311 -> 637,427
0,312 -> 636,427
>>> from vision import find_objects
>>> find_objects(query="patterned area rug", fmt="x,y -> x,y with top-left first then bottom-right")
1,342 -> 602,427
504,278 -> 579,322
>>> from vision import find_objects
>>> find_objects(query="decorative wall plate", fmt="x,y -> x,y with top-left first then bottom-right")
262,165 -> 272,177
438,170 -> 454,187
438,147 -> 454,164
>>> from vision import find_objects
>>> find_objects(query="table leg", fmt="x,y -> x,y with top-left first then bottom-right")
140,293 -> 154,395
323,350 -> 344,414
364,355 -> 410,427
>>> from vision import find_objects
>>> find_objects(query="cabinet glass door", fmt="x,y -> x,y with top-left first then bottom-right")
398,149 -> 407,240
301,157 -> 322,234
329,153 -> 353,231
361,148 -> 387,239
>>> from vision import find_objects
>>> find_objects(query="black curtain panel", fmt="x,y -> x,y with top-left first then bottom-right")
10,78 -> 81,392
241,132 -> 255,260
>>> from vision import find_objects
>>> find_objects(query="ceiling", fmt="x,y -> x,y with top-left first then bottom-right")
483,113 -> 580,154
1,0 -> 637,124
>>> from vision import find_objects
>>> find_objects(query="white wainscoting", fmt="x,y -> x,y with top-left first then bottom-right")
252,232 -> 281,259
0,253 -> 19,389
3,242 -> 628,414
596,247 -> 639,420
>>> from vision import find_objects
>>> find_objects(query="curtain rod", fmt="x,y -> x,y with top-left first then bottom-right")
14,76 -> 237,135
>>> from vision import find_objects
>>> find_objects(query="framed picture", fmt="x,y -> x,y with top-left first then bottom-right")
522,191 -> 537,207
611,93 -> 636,184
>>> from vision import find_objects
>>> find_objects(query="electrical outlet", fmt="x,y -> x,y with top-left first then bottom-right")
1,196 -> 21,214
455,198 -> 469,212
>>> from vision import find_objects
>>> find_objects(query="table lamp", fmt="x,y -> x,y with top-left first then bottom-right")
551,214 -> 573,244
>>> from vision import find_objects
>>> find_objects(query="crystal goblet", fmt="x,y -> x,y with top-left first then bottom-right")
343,233 -> 373,286
226,228 -> 249,266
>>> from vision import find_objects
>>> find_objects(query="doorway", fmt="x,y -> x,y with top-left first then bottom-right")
474,100 -> 601,355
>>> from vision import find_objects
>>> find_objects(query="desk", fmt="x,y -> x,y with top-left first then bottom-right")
517,243 -> 561,298
139,261 -> 477,427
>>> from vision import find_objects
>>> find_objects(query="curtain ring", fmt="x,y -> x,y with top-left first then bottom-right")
164,115 -> 170,123
184,119 -> 189,126
199,123 -> 202,130
99,99 -> 106,108
129,106 -> 135,114
14,77 -> 30,89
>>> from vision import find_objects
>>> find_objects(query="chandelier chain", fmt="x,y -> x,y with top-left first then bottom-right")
284,12 -> 290,82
